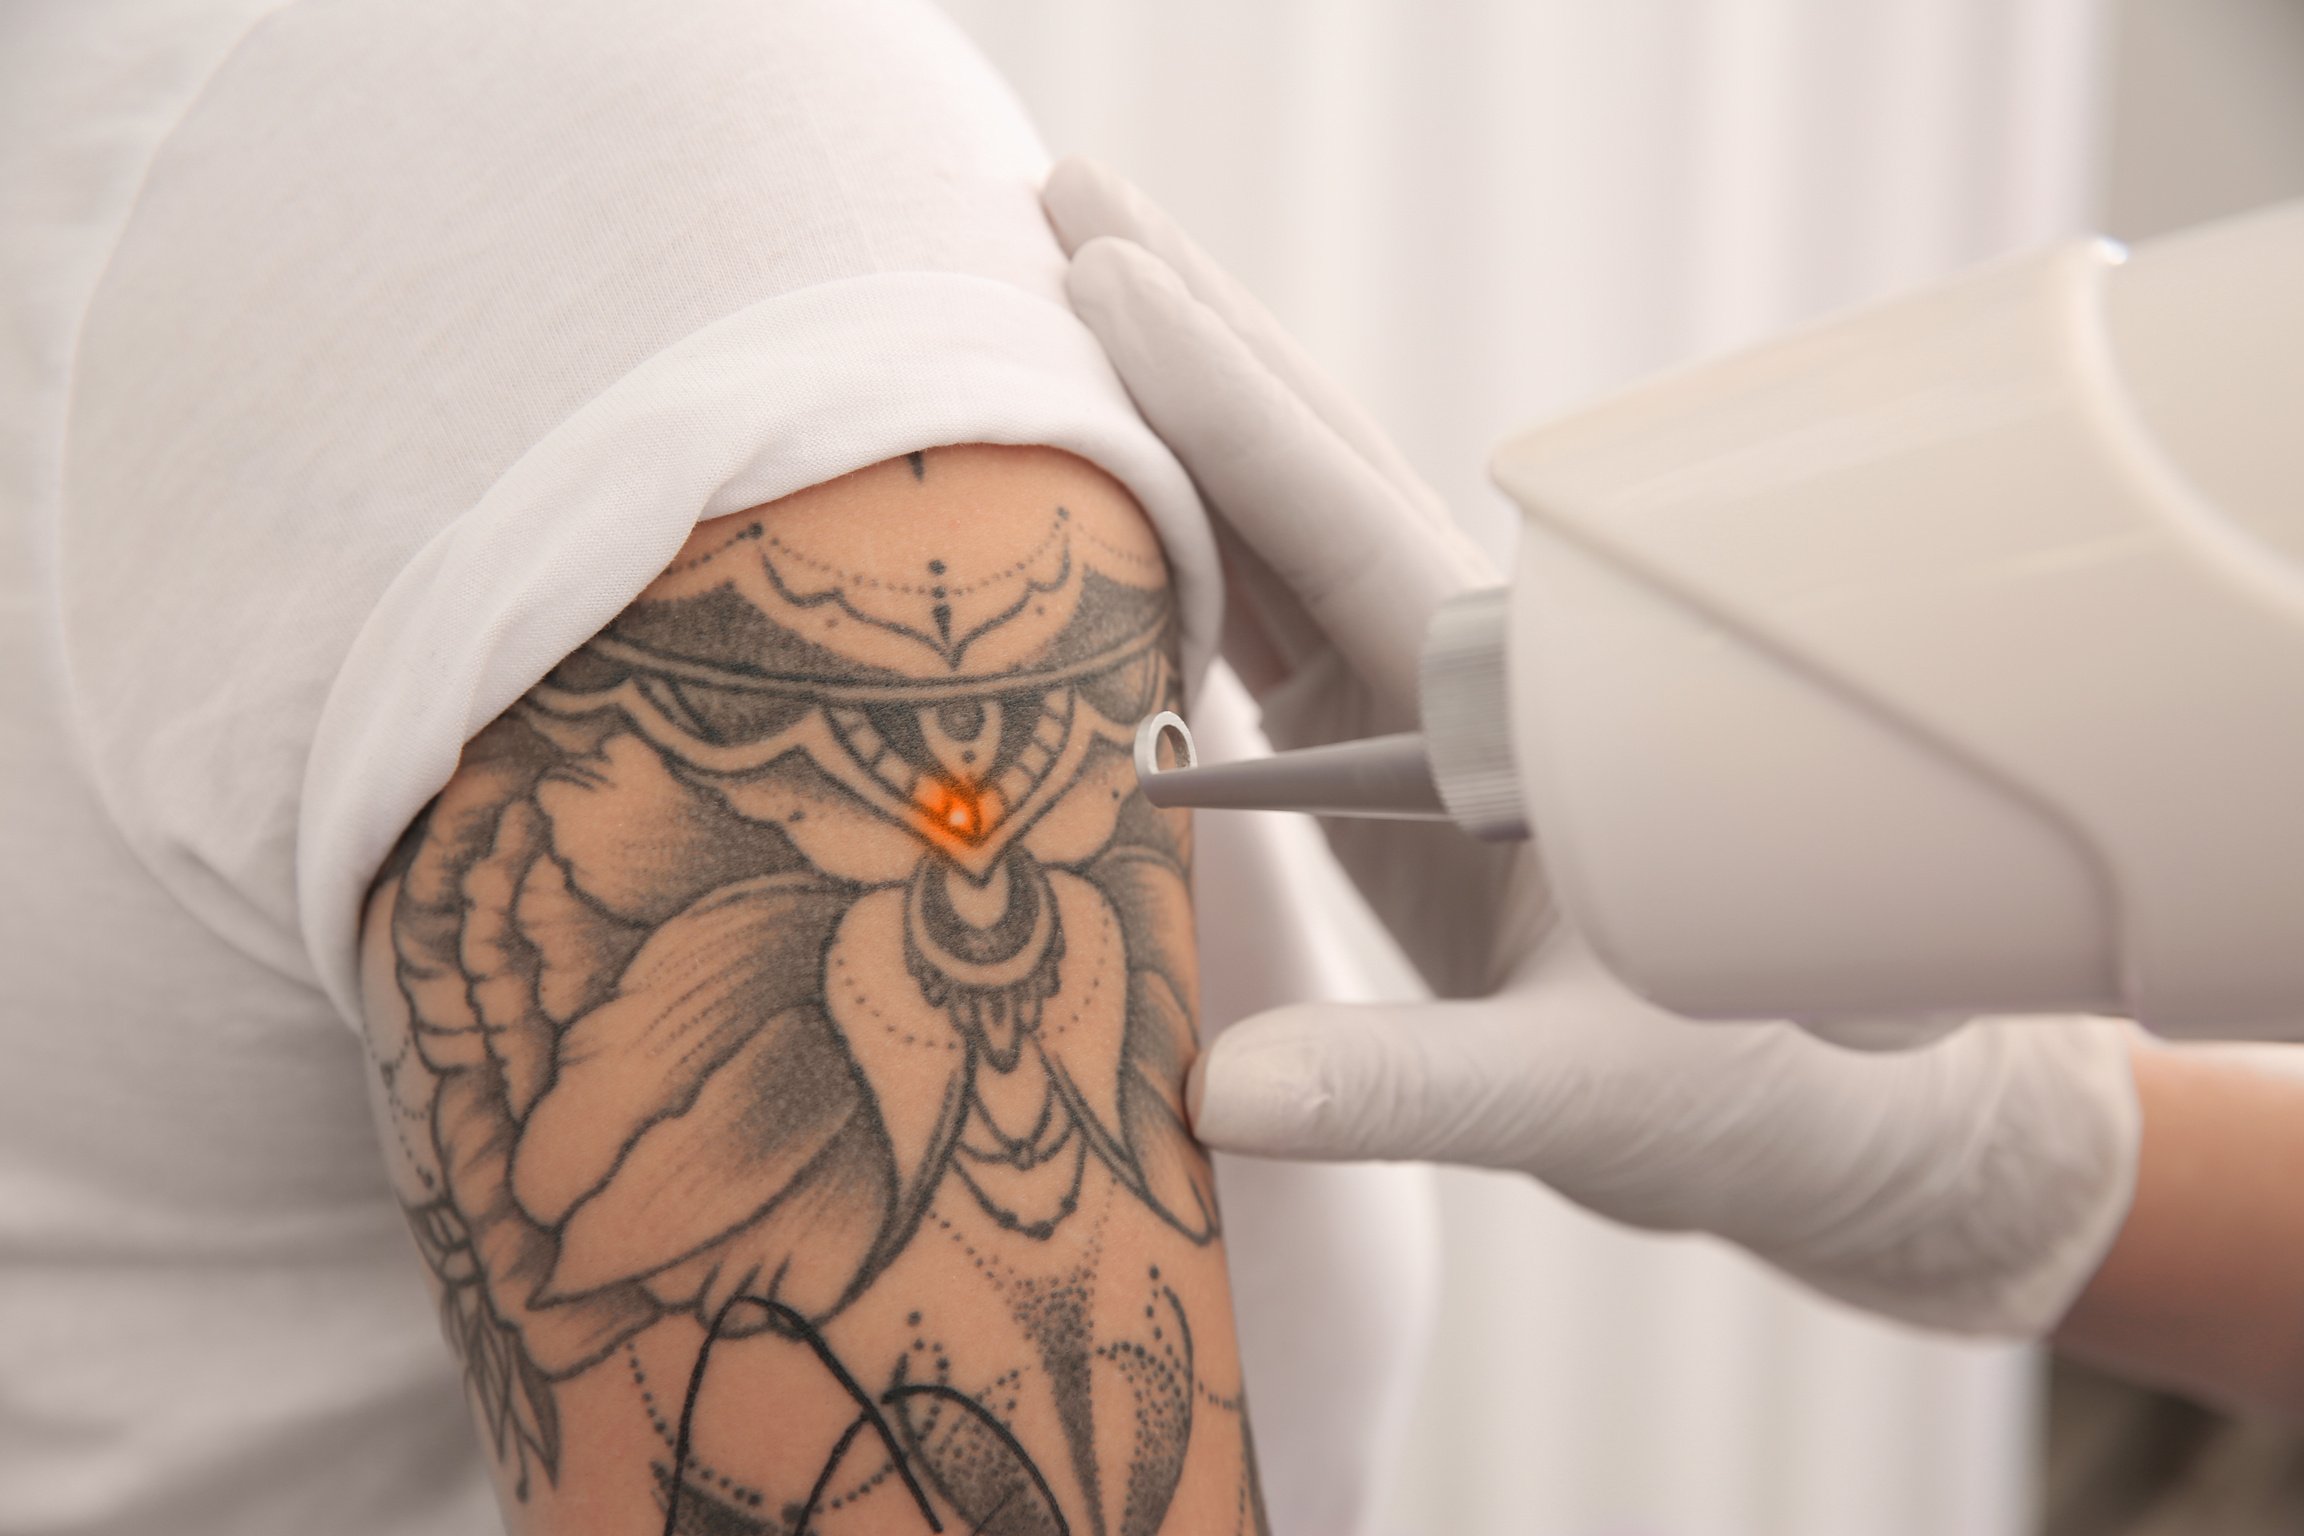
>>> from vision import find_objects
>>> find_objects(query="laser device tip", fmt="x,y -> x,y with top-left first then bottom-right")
1134,711 -> 1195,786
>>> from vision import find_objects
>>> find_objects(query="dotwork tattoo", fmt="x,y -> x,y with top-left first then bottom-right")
363,451 -> 1264,1534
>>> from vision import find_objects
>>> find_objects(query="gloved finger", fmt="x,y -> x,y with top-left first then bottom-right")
1213,515 -> 1327,693
1045,156 -> 1449,525
1069,235 -> 1491,713
1189,997 -> 1547,1168
1213,527 -> 1303,699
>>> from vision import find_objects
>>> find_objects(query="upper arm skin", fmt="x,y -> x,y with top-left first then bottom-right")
357,446 -> 1264,1535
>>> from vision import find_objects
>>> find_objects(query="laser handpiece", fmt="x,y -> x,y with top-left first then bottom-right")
1132,587 -> 1530,839
1130,203 -> 2304,1041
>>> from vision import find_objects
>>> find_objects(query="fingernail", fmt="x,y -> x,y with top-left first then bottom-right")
1189,1037 -> 1325,1155
1184,1050 -> 1209,1130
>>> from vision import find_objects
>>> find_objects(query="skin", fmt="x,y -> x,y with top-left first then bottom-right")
357,445 -> 1265,1536
2056,1044 -> 2304,1420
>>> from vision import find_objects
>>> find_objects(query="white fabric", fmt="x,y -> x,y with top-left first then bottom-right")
0,3 -> 1429,1532
298,275 -> 1209,1026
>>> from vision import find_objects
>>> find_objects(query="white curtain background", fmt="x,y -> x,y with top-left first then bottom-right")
936,4 -> 2110,1533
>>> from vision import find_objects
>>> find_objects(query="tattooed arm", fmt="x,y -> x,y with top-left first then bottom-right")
357,446 -> 1265,1536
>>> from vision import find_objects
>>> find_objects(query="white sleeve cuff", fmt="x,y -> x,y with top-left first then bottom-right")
300,271 -> 1216,1027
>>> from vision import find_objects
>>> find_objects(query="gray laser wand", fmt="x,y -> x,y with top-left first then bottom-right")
1130,587 -> 1531,841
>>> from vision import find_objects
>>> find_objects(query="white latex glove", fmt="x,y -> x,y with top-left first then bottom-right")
1045,157 -> 1543,1001
1048,157 -> 2141,1336
1196,927 -> 2139,1334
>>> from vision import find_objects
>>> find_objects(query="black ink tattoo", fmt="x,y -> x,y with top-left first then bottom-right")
405,1195 -> 564,1500
658,1293 -> 1069,1536
365,451 -> 1253,1534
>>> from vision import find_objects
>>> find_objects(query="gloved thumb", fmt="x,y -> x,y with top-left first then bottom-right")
1189,998 -> 1538,1168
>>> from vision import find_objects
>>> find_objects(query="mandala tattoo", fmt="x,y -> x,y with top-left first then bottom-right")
362,450 -> 1265,1535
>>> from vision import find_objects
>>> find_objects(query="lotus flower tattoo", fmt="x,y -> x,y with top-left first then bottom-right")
368,486 -> 1218,1509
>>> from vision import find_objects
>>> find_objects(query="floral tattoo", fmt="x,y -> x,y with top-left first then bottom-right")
363,450 -> 1263,1535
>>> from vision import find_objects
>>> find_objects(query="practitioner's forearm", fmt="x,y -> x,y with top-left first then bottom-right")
2056,1044 -> 2304,1420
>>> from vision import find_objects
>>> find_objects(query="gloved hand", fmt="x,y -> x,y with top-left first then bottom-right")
1045,158 -> 1543,1001
1046,156 -> 2141,1336
1196,925 -> 2139,1334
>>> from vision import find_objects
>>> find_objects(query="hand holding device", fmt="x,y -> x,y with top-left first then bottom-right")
1049,158 -> 2143,1336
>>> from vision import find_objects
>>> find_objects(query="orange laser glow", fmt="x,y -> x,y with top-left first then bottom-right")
923,780 -> 984,842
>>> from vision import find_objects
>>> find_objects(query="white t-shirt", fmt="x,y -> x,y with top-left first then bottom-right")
0,2 -> 1435,1532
